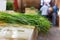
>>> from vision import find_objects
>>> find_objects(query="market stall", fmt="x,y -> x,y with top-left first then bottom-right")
1,0 -> 52,40
0,12 -> 51,40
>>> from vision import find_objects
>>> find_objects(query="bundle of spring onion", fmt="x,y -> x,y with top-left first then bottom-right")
0,12 -> 51,33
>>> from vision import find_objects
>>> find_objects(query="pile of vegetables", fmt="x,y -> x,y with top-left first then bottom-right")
0,12 -> 51,33
6,2 -> 13,10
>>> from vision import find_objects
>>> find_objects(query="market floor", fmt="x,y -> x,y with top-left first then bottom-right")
38,27 -> 60,40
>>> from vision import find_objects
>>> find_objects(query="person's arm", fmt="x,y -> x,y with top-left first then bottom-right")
40,7 -> 43,11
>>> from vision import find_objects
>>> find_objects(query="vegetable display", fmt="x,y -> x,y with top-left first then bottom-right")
6,2 -> 13,10
0,12 -> 51,33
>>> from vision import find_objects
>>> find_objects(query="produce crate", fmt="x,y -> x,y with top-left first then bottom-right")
0,23 -> 38,40
25,8 -> 38,15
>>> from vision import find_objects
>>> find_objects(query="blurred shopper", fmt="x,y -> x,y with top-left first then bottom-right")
48,7 -> 53,22
52,4 -> 59,26
39,0 -> 44,11
40,0 -> 44,7
40,2 -> 49,18
40,0 -> 51,7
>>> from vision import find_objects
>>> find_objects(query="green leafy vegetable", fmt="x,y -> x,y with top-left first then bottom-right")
0,12 -> 51,33
6,2 -> 13,10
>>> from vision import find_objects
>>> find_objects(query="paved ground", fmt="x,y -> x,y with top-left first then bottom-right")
38,27 -> 60,40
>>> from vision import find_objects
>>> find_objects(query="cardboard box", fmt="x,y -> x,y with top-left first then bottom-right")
0,24 -> 38,40
25,8 -> 38,15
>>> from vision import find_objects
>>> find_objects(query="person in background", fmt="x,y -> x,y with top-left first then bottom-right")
52,4 -> 59,26
40,0 -> 44,7
39,0 -> 44,11
40,2 -> 49,18
40,0 -> 51,7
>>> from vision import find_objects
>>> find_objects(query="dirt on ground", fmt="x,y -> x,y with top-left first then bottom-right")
38,27 -> 60,40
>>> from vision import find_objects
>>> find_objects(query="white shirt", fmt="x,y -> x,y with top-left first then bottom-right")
44,0 -> 51,3
41,0 -> 44,5
40,5 -> 49,15
41,0 -> 51,6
